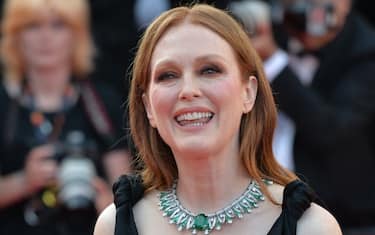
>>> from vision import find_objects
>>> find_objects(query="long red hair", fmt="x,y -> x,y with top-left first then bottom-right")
129,4 -> 297,199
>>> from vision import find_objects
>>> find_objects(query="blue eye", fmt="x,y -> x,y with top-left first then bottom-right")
201,65 -> 221,75
157,72 -> 177,81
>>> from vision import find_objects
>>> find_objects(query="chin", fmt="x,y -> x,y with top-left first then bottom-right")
30,55 -> 68,68
174,140 -> 213,157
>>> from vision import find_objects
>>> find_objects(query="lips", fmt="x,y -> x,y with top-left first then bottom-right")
175,111 -> 214,126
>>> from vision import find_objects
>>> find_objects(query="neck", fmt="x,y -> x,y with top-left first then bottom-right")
173,147 -> 251,214
27,65 -> 72,112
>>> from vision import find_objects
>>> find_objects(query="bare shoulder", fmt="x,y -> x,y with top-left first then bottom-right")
265,181 -> 342,235
297,203 -> 342,235
266,182 -> 284,204
94,203 -> 116,235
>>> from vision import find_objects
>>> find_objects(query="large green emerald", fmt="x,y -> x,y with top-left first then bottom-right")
193,214 -> 209,231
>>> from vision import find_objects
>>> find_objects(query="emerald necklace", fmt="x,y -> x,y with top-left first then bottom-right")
158,179 -> 271,234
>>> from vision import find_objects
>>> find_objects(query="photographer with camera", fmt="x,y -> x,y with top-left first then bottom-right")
231,0 -> 375,234
0,0 -> 132,235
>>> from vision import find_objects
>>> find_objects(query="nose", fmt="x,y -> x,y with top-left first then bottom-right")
39,25 -> 54,41
178,74 -> 202,101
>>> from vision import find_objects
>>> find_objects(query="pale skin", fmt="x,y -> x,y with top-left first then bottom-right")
94,22 -> 342,234
0,7 -> 131,213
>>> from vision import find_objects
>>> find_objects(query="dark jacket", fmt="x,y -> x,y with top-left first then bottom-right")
271,12 -> 375,227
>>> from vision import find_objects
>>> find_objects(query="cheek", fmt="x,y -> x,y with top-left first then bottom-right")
19,44 -> 38,65
149,87 -> 176,118
59,33 -> 74,49
207,79 -> 244,108
19,35 -> 37,56
55,33 -> 74,57
148,87 -> 177,142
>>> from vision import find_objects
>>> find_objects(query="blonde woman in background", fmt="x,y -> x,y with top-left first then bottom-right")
0,0 -> 132,235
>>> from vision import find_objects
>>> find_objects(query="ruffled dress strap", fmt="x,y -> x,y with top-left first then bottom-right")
113,174 -> 145,235
267,180 -> 322,235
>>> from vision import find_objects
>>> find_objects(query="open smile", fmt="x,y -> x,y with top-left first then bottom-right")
175,112 -> 214,126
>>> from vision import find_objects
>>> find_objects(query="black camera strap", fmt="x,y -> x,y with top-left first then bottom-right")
2,79 -> 115,149
79,80 -> 116,146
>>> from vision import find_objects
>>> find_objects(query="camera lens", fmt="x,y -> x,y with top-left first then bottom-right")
58,157 -> 96,210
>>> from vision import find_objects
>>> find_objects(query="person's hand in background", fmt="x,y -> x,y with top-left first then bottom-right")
92,176 -> 113,214
23,145 -> 58,195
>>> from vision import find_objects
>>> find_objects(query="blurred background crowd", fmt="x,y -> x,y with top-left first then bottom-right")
0,0 -> 373,235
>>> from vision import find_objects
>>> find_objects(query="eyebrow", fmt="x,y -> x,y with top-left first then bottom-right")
153,54 -> 226,70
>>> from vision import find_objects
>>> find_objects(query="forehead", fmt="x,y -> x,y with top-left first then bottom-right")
31,6 -> 59,19
16,5 -> 67,28
151,23 -> 237,67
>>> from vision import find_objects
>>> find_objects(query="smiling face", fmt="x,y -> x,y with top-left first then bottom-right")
143,22 -> 257,158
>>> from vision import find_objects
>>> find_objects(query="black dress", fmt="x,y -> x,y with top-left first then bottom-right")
113,175 -> 322,235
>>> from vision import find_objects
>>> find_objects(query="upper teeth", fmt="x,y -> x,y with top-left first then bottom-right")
176,112 -> 212,121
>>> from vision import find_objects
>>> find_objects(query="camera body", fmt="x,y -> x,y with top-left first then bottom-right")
274,0 -> 337,36
24,131 -> 98,226
55,130 -> 98,210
